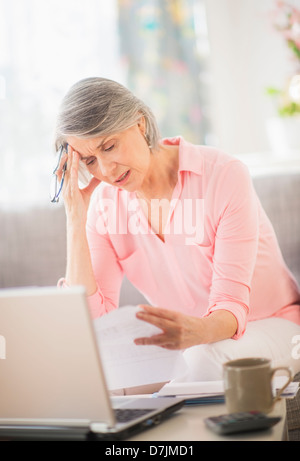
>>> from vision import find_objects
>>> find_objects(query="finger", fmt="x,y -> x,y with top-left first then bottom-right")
137,305 -> 179,322
134,334 -> 177,349
70,150 -> 80,193
136,309 -> 176,332
134,333 -> 166,346
54,152 -> 68,181
67,144 -> 73,173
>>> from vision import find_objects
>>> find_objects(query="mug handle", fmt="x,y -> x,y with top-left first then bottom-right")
271,366 -> 293,405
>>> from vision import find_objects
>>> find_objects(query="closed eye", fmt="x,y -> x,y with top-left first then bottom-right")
104,144 -> 115,152
86,156 -> 96,166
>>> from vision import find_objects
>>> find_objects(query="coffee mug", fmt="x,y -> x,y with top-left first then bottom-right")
223,357 -> 292,413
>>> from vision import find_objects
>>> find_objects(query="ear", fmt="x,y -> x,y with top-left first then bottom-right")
137,115 -> 146,136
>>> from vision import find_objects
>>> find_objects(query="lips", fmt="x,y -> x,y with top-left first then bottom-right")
115,170 -> 130,184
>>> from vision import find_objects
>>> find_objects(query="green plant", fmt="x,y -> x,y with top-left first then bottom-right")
266,86 -> 300,117
266,1 -> 300,117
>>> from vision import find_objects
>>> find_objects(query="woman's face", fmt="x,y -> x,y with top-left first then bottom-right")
67,121 -> 151,192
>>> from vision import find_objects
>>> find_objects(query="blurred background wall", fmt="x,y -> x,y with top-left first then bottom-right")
204,0 -> 299,155
0,0 -> 299,208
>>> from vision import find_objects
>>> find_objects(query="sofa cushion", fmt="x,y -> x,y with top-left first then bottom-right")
0,204 -> 67,288
252,172 -> 300,285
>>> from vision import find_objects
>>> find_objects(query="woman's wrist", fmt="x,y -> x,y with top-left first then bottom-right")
200,310 -> 238,343
66,208 -> 88,229
65,221 -> 98,296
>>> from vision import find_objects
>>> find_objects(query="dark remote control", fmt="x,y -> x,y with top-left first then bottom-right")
204,411 -> 281,435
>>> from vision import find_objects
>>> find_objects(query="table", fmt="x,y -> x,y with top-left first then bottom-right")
127,398 -> 287,441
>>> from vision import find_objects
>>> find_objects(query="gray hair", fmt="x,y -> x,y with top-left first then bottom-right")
54,77 -> 160,150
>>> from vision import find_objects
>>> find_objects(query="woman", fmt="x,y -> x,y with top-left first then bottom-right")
54,77 -> 300,382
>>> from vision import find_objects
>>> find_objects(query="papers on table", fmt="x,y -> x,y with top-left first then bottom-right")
273,376 -> 300,398
157,380 -> 225,405
93,306 -> 187,390
156,377 -> 299,405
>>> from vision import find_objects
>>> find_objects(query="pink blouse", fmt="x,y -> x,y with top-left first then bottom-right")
85,137 -> 300,339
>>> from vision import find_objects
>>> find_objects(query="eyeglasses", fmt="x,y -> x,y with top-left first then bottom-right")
50,145 -> 67,203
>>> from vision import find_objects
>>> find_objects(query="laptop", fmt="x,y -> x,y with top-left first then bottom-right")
0,286 -> 184,441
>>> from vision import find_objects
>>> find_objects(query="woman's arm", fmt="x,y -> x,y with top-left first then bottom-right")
65,221 -> 98,296
60,148 -> 100,295
134,306 -> 237,350
60,147 -> 124,317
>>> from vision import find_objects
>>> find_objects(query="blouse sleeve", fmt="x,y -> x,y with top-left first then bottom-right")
204,160 -> 259,339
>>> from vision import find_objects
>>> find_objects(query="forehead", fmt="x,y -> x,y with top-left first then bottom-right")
66,135 -> 110,156
66,124 -> 139,156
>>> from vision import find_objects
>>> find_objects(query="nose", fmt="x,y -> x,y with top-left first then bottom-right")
97,156 -> 117,178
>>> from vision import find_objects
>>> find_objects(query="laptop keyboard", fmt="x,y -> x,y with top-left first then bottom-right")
114,408 -> 152,423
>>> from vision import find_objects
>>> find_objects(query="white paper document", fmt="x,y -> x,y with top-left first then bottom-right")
93,306 -> 187,390
157,380 -> 225,398
157,377 -> 299,399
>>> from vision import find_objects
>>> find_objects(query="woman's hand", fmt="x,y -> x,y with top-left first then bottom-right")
134,305 -> 238,350
56,146 -> 100,224
134,305 -> 204,350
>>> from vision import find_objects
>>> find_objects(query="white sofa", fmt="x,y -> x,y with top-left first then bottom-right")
1,170 -> 300,301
